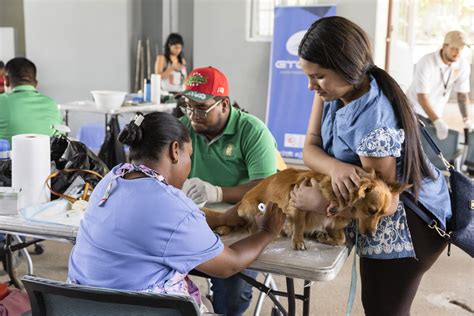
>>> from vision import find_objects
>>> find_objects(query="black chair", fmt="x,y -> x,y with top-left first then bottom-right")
421,126 -> 462,170
464,130 -> 474,175
22,275 -> 200,316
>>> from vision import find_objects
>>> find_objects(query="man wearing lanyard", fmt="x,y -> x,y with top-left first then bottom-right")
406,30 -> 473,140
0,57 -> 62,143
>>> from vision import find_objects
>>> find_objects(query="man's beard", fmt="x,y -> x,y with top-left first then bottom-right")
192,115 -> 224,137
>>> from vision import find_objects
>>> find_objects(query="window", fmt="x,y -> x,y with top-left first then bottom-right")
247,0 -> 319,41
413,0 -> 474,62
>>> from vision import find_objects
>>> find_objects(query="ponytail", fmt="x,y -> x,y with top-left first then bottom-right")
369,66 -> 433,196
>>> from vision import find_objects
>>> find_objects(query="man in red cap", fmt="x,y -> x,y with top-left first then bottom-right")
180,66 -> 277,315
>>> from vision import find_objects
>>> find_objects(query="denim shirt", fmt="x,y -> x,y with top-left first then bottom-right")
321,77 -> 451,259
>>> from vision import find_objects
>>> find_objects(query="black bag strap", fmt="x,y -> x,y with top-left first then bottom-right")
399,193 -> 433,225
401,119 -> 454,241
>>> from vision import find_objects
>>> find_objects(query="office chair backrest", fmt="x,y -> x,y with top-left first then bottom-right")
464,130 -> 474,170
22,275 -> 200,316
421,126 -> 460,170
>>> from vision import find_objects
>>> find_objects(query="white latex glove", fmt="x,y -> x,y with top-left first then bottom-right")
463,119 -> 474,132
433,118 -> 449,140
182,178 -> 223,204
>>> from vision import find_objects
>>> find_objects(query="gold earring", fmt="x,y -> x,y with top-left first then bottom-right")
173,159 -> 179,164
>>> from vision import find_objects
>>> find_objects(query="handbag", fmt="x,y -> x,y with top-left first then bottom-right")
401,121 -> 474,257
45,168 -> 104,204
50,135 -> 109,200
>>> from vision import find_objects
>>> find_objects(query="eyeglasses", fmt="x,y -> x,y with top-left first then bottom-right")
179,99 -> 223,120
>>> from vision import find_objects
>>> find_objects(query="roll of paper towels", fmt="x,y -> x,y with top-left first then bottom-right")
12,134 -> 51,210
151,74 -> 161,104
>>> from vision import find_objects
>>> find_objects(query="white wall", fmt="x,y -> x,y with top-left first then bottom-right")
193,0 -> 271,120
0,28 -> 15,62
0,0 -> 26,57
193,0 -> 388,121
23,0 -> 141,135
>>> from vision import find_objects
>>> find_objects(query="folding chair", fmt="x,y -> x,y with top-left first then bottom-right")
22,275 -> 200,316
463,130 -> 474,175
77,122 -> 104,154
420,126 -> 462,171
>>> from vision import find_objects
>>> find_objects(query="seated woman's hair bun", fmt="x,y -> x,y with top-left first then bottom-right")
118,113 -> 144,146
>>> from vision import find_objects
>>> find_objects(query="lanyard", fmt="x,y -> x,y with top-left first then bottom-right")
439,67 -> 452,97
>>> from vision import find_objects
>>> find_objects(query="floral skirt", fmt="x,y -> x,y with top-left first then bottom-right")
348,201 -> 416,259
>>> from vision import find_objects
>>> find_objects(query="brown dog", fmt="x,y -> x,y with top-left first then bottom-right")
208,168 -> 408,250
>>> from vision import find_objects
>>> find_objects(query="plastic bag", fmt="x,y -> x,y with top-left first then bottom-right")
0,160 -> 11,187
51,135 -> 109,199
98,116 -> 126,169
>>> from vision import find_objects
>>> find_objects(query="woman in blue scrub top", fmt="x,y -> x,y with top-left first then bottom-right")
290,17 -> 450,316
68,112 -> 285,313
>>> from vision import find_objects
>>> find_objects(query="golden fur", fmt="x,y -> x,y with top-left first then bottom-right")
205,168 -> 408,250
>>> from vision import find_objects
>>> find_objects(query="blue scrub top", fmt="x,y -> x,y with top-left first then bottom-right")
68,165 -> 223,290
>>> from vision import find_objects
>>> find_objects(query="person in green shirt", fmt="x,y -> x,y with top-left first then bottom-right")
0,57 -> 62,143
179,66 -> 277,316
180,66 -> 277,205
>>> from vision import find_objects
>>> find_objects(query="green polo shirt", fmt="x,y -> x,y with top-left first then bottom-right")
0,85 -> 62,143
180,106 -> 277,187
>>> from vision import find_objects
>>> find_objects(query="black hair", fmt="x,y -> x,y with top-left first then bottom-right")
0,61 -> 4,69
118,112 -> 190,162
5,57 -> 37,85
164,33 -> 184,65
298,16 -> 432,196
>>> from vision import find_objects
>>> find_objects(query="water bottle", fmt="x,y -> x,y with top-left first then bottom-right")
144,79 -> 151,102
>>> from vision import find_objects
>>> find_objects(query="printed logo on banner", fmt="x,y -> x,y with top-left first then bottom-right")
286,30 -> 307,56
284,133 -> 306,148
266,6 -> 336,160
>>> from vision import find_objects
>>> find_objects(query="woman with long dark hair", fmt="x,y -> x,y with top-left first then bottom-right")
291,16 -> 450,315
155,33 -> 187,93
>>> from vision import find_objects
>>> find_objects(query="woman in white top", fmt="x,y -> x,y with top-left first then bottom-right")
155,33 -> 187,93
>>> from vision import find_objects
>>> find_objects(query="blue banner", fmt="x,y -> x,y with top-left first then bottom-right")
266,6 -> 336,160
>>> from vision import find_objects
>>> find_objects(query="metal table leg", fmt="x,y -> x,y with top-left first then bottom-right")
189,269 -> 311,316
5,235 -> 21,288
2,234 -> 44,288
12,235 -> 34,275
286,277 -> 295,316
254,273 -> 279,316
64,110 -> 69,126
238,272 -> 289,316
302,280 -> 312,316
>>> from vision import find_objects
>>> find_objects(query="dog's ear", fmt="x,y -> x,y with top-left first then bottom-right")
361,167 -> 376,179
389,182 -> 412,195
354,178 -> 374,202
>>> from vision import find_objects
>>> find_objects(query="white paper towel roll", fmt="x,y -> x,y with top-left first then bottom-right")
151,74 -> 161,104
12,134 -> 51,210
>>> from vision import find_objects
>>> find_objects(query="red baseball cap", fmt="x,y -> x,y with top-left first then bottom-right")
183,66 -> 229,102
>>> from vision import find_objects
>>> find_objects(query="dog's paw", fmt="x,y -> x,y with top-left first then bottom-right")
316,233 -> 345,246
292,239 -> 307,251
215,226 -> 232,236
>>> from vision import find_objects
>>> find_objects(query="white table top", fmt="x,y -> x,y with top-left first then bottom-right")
59,100 -> 176,115
0,215 -> 78,241
0,206 -> 349,282
206,203 -> 350,281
